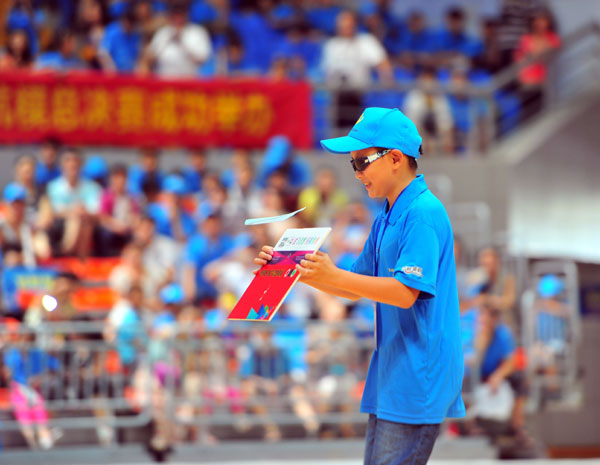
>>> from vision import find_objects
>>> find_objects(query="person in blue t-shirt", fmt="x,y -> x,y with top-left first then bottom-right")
255,107 -> 465,465
146,174 -> 196,243
470,304 -> 528,434
272,23 -> 322,79
255,135 -> 312,190
305,1 -> 343,36
98,7 -> 142,73
183,212 -> 234,304
475,305 -> 516,386
397,11 -> 436,70
433,7 -> 482,68
35,138 -> 62,189
181,148 -> 208,194
229,6 -> 278,74
127,147 -> 166,197
35,30 -> 85,71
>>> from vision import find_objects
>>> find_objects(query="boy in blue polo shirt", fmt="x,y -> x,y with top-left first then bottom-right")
255,107 -> 465,465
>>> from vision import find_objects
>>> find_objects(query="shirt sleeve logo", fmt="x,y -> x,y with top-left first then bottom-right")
401,265 -> 423,278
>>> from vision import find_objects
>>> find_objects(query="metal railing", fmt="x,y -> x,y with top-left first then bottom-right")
520,260 -> 581,412
313,22 -> 600,155
0,320 -> 374,440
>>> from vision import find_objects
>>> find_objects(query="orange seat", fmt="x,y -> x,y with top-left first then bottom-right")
515,346 -> 528,371
124,386 -> 141,412
0,387 -> 11,410
155,193 -> 197,214
104,350 -> 123,375
17,287 -> 117,313
43,257 -> 122,282
72,287 -> 118,312
16,290 -> 38,309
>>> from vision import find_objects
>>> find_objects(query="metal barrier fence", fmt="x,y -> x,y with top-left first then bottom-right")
0,322 -> 152,433
0,321 -> 374,441
520,260 -> 581,412
0,272 -> 582,449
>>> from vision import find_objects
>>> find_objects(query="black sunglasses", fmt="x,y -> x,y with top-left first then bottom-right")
350,149 -> 391,172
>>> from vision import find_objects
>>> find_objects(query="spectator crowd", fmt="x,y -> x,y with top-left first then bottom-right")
0,0 -> 561,153
0,136 -> 576,458
0,0 -> 573,459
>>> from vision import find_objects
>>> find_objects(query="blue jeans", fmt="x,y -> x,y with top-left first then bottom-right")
363,415 -> 440,465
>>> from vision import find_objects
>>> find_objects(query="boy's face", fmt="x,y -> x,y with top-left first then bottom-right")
350,147 -> 395,199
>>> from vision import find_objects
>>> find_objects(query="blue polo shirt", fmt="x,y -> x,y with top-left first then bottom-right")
351,174 -> 465,424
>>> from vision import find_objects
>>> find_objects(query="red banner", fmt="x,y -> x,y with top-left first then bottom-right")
0,72 -> 312,148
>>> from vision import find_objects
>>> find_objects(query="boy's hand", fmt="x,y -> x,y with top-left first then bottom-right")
253,246 -> 274,275
296,251 -> 337,284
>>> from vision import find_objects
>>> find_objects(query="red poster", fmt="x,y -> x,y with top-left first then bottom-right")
228,228 -> 331,321
0,71 -> 312,148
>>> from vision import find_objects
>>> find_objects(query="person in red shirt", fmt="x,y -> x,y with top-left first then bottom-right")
98,164 -> 140,256
514,9 -> 561,121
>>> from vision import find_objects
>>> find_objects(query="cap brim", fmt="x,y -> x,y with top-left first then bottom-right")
320,136 -> 371,154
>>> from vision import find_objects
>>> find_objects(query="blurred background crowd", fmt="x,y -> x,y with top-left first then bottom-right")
0,0 -> 597,463
0,0 -> 562,153
0,137 -> 580,459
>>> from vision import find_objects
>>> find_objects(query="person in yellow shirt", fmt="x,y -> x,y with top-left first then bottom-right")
298,168 -> 348,226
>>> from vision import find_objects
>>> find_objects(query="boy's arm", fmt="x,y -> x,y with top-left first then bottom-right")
299,278 -> 362,301
254,246 -> 420,307
297,253 -> 420,309
328,270 -> 419,309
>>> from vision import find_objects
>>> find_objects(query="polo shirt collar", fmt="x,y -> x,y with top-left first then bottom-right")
384,174 -> 428,225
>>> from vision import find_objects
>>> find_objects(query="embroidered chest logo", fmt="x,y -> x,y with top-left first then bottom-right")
401,266 -> 423,278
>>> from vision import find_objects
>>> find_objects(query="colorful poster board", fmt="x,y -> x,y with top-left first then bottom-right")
228,228 -> 331,321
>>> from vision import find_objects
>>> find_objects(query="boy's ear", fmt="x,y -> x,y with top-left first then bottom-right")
390,149 -> 405,167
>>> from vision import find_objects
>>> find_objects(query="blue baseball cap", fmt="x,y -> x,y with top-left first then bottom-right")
3,183 -> 27,203
320,107 -> 422,158
263,135 -> 292,170
163,174 -> 187,196
159,283 -> 184,305
82,155 -> 109,182
538,274 -> 564,298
